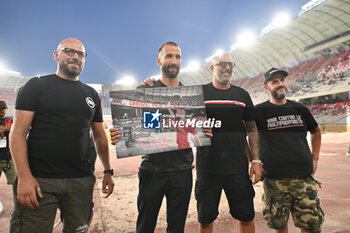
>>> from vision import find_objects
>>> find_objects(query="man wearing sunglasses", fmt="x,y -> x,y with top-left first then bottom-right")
10,38 -> 115,233
195,53 -> 262,233
132,52 -> 261,232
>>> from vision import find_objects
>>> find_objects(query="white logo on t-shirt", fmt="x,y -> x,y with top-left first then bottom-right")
86,97 -> 95,108
267,114 -> 303,130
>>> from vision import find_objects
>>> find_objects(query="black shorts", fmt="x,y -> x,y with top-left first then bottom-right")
195,171 -> 255,224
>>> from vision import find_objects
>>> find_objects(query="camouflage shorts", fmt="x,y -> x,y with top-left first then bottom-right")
262,176 -> 324,233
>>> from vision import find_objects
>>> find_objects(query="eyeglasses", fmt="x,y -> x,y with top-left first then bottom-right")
59,48 -> 87,59
213,61 -> 235,69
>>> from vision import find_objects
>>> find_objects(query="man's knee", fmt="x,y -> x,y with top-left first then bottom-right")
61,208 -> 93,233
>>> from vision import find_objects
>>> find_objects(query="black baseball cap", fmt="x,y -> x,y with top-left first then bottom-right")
264,67 -> 288,84
0,101 -> 7,109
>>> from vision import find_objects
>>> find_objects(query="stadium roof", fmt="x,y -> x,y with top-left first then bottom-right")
1,0 -> 349,94
0,70 -> 29,90
179,0 -> 350,85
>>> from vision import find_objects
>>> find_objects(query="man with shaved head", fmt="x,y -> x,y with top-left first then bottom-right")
195,53 -> 262,233
10,38 -> 115,233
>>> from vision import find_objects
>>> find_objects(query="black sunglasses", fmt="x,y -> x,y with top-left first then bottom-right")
213,61 -> 235,69
59,48 -> 87,59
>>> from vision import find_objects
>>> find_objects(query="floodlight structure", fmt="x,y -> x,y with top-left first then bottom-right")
273,13 -> 290,27
0,61 -> 21,76
262,12 -> 290,35
115,75 -> 136,86
214,49 -> 224,56
231,30 -> 256,50
183,60 -> 200,72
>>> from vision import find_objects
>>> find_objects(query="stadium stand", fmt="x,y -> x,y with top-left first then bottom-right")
308,101 -> 350,129
0,0 -> 349,132
0,70 -> 28,116
0,89 -> 16,105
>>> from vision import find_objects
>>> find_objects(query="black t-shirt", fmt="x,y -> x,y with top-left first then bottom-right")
196,83 -> 256,175
255,100 -> 318,179
15,74 -> 103,178
0,119 -> 11,160
137,80 -> 194,173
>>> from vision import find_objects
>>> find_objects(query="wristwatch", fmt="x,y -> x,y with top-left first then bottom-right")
103,169 -> 114,175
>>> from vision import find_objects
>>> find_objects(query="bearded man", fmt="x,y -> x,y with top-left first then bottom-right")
10,38 -> 114,233
255,67 -> 324,233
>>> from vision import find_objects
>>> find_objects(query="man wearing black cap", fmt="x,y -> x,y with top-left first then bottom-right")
0,100 -> 15,181
0,101 -> 16,184
255,67 -> 324,233
0,101 -> 15,214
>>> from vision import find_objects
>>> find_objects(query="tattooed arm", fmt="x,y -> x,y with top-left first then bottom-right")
245,120 -> 262,184
245,120 -> 260,160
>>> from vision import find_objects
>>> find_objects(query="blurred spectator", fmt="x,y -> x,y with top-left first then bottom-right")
0,101 -> 16,214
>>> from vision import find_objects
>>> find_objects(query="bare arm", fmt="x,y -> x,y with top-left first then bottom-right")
245,120 -> 262,184
91,121 -> 114,198
245,139 -> 252,162
245,120 -> 260,160
310,126 -> 321,175
9,109 -> 42,209
92,122 -> 111,170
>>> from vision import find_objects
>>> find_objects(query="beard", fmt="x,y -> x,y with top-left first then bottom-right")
271,87 -> 287,100
162,64 -> 180,79
216,71 -> 232,85
59,59 -> 82,77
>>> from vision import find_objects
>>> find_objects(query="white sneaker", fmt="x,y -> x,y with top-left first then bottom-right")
0,201 -> 3,215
